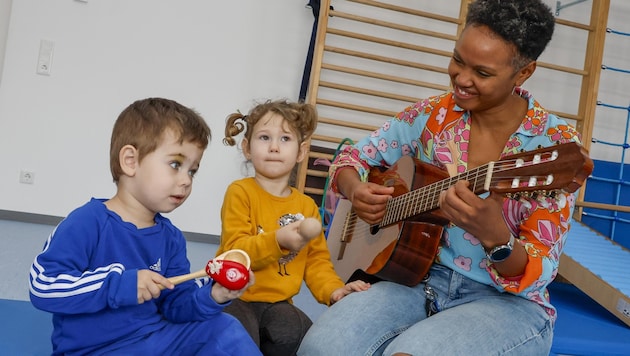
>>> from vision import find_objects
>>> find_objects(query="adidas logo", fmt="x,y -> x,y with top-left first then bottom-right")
149,258 -> 162,272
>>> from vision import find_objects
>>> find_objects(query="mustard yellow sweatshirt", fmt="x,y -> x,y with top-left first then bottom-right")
217,177 -> 344,305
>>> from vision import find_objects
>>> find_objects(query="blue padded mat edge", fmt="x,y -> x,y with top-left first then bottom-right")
2,283 -> 629,355
549,282 -> 630,356
0,299 -> 52,356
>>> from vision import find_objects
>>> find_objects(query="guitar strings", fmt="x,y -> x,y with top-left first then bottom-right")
339,152 -> 559,241
380,154 -> 558,227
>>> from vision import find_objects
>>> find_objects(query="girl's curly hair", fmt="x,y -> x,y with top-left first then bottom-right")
223,99 -> 317,147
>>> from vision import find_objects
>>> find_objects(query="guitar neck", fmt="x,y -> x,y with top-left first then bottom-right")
379,164 -> 490,227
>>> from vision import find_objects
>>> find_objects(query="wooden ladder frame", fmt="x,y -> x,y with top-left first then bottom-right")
296,0 -> 610,217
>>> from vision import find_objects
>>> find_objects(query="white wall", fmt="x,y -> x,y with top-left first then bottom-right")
0,0 -> 315,235
0,0 -> 628,236
0,0 -> 12,83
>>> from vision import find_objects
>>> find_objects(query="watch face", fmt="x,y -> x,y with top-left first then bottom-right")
491,247 -> 511,262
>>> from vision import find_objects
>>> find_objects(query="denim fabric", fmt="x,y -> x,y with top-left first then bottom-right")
298,264 -> 552,356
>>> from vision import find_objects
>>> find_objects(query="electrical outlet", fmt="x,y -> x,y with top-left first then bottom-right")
19,170 -> 35,184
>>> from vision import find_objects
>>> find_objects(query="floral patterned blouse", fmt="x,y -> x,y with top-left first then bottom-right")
329,89 -> 582,323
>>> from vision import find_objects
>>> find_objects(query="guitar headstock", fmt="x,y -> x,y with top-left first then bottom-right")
486,142 -> 594,197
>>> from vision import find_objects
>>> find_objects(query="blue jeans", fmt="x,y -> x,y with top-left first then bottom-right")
298,264 -> 552,356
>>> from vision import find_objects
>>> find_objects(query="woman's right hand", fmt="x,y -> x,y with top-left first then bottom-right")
348,182 -> 394,225
336,166 -> 394,225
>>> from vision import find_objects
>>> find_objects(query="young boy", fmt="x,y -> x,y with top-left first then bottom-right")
29,98 -> 261,355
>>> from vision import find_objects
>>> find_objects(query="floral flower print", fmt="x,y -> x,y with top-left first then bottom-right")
526,289 -> 546,305
454,256 -> 472,271
505,136 -> 521,152
362,142 -> 378,160
547,124 -> 579,142
523,241 -> 542,258
436,107 -> 447,125
522,106 -> 547,135
377,138 -> 388,153
435,147 -> 454,164
463,231 -> 480,246
442,230 -> 451,248
396,103 -> 422,125
531,219 -> 557,248
421,129 -> 433,148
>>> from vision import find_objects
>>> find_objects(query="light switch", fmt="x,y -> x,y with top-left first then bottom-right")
36,39 -> 54,76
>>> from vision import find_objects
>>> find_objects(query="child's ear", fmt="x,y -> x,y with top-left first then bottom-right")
119,145 -> 138,177
296,141 -> 309,163
241,138 -> 251,160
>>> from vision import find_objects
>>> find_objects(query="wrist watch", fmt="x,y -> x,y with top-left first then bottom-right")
485,233 -> 515,263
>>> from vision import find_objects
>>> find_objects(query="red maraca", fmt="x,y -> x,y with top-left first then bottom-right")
206,249 -> 251,290
162,249 -> 251,290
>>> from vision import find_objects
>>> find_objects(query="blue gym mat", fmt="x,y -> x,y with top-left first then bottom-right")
2,279 -> 628,355
0,299 -> 52,355
550,282 -> 630,356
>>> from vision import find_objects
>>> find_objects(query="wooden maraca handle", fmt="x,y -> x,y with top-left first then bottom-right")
159,268 -> 208,290
168,269 -> 208,285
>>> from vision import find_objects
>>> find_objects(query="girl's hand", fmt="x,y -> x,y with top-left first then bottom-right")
330,280 -> 371,304
210,270 -> 255,304
276,221 -> 311,252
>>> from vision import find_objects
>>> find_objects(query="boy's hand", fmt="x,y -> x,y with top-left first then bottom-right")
137,269 -> 174,304
211,270 -> 255,304
330,280 -> 371,304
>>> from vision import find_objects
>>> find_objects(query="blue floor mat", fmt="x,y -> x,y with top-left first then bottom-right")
3,284 -> 629,356
0,299 -> 52,356
549,282 -> 630,356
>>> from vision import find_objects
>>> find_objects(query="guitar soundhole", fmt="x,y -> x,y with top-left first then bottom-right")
370,225 -> 380,235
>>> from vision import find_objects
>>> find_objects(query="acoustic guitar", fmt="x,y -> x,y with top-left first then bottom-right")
326,142 -> 593,286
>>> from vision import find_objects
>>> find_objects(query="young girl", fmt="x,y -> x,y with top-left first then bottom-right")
218,99 -> 370,355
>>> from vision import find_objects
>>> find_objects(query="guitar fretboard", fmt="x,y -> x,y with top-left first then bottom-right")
379,164 -> 491,228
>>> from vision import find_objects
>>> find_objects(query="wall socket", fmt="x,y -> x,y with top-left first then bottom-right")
19,170 -> 35,184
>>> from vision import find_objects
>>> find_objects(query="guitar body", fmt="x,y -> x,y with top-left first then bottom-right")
326,142 -> 593,287
327,156 -> 448,286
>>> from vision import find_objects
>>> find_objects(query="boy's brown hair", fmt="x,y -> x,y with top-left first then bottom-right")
110,97 -> 211,182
